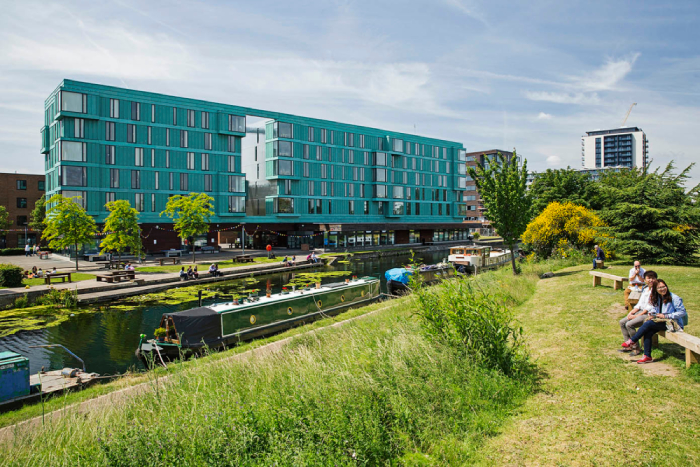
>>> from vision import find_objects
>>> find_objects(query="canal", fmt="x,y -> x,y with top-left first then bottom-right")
0,249 -> 450,375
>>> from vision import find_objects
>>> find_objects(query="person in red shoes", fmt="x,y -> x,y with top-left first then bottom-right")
621,279 -> 688,363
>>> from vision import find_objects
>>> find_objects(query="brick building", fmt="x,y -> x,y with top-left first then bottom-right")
0,173 -> 45,248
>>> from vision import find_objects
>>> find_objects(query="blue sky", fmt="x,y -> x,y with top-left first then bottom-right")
0,0 -> 698,186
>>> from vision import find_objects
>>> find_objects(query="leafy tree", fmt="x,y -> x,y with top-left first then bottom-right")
468,150 -> 532,274
522,201 -> 609,259
0,206 -> 10,245
529,168 -> 599,214
595,163 -> 700,264
100,200 -> 142,265
29,194 -> 46,242
43,194 -> 97,271
160,193 -> 214,263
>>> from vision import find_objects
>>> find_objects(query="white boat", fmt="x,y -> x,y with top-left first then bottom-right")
448,246 -> 513,273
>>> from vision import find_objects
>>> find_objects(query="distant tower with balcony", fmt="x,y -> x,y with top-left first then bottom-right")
581,127 -> 648,170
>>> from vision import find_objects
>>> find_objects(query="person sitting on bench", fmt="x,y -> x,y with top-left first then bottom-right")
624,261 -> 646,308
192,266 -> 199,279
622,279 -> 688,363
592,245 -> 605,269
208,263 -> 222,277
619,270 -> 657,355
179,267 -> 188,281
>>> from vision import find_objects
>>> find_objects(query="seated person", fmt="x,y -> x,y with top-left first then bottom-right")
187,266 -> 194,279
282,256 -> 289,266
179,267 -> 188,280
624,261 -> 646,309
208,263 -> 219,277
31,266 -> 38,276
291,255 -> 296,266
36,268 -> 44,278
592,245 -> 605,269
306,254 -> 312,263
622,279 -> 688,363
193,266 -> 199,279
51,267 -> 57,274
619,270 -> 657,355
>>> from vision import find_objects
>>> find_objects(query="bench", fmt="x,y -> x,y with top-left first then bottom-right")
38,251 -> 51,260
44,273 -> 72,285
590,271 -> 628,290
84,253 -> 108,262
595,259 -> 605,268
652,330 -> 700,369
95,271 -> 136,283
157,257 -> 181,266
233,255 -> 255,263
201,246 -> 220,254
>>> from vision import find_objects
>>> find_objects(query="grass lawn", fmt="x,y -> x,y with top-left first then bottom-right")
23,272 -> 96,286
475,263 -> 700,465
136,256 -> 280,273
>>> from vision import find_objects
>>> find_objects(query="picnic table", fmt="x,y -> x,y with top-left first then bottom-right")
95,271 -> 137,283
201,246 -> 220,254
233,255 -> 255,263
96,260 -> 130,270
157,257 -> 181,266
38,251 -> 51,260
44,272 -> 72,285
84,253 -> 108,262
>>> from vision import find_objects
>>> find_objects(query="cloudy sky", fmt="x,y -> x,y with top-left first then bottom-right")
0,0 -> 698,186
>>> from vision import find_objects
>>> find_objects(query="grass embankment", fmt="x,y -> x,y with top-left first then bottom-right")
0,258 -> 574,465
136,257 -> 279,273
475,262 -> 700,465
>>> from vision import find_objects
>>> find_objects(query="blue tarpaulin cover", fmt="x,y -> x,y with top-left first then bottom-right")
385,268 -> 413,285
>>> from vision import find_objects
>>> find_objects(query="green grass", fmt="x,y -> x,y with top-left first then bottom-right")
136,257 -> 280,273
23,272 -> 96,286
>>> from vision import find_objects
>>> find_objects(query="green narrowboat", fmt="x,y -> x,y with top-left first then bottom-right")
137,276 -> 380,362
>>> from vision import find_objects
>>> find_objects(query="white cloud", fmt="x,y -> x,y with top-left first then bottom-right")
546,155 -> 561,165
443,0 -> 489,26
524,91 -> 600,105
574,53 -> 640,91
537,112 -> 552,120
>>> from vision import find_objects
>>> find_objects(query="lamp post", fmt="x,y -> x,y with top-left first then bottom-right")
241,223 -> 246,256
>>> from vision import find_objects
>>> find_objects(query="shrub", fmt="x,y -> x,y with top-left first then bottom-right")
414,278 -> 528,376
472,232 -> 481,240
0,264 -> 23,287
0,248 -> 26,256
13,294 -> 29,309
37,288 -> 78,309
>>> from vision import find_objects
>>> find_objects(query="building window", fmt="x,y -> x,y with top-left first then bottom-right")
131,102 -> 140,121
228,175 -> 245,192
204,174 -> 212,192
166,128 -> 170,147
303,144 -> 309,159
303,162 -> 309,178
281,179 -> 292,195
373,169 -> 387,182
105,122 -> 115,141
393,139 -> 403,153
204,133 -> 212,150
181,130 -> 188,148
201,153 -> 209,171
273,122 -> 293,139
316,146 -> 322,161
134,193 -> 144,212
348,200 -> 355,214
151,193 -> 156,212
110,98 -> 119,118
73,118 -> 84,138
135,148 -> 144,166
201,111 -> 209,129
187,109 -> 195,127
308,127 -> 314,142
172,107 -> 177,125
228,196 -> 245,213
228,135 -> 236,152
187,152 -> 195,170
151,104 -> 156,123
359,134 -> 365,149
16,198 -> 27,209
374,152 -> 387,166
321,128 -> 327,143
180,173 -> 188,191
228,155 -> 235,172
110,168 -> 119,188
127,124 -> 136,143
274,197 -> 294,214
16,180 -> 27,190
274,160 -> 293,176
169,172 -> 174,190
308,180 -> 315,196
147,126 -> 152,145
228,115 -> 245,132
374,185 -> 387,198
62,191 -> 86,208
274,141 -> 293,158
393,202 -> 405,215
393,186 -> 404,199
38,180 -> 45,191
151,149 -> 155,167
321,164 -> 327,179
155,171 -> 160,190
321,181 -> 327,196
106,192 -> 115,204
62,166 -> 86,186
166,150 -> 170,168
131,170 -> 140,189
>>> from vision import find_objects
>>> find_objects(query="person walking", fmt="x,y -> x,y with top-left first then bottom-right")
25,244 -> 30,257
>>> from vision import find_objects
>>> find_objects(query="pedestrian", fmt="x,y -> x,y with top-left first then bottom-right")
25,244 -> 30,257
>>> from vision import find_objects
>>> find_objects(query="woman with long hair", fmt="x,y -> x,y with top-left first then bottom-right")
622,279 -> 688,363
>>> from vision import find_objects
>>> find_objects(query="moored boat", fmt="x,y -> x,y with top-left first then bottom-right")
137,276 -> 380,362
385,262 -> 454,295
448,245 -> 513,274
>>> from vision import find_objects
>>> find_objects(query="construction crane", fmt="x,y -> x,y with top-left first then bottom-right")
621,103 -> 637,127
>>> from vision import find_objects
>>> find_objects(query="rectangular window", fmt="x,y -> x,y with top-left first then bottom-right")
59,91 -> 86,113
228,115 -> 245,132
131,102 -> 140,121
303,162 -> 310,177
151,148 -> 155,167
274,197 -> 294,214
321,181 -> 327,196
373,168 -> 387,182
166,128 -> 170,146
228,155 -> 235,172
364,201 -> 369,214
406,142 -> 412,155
204,133 -> 212,150
275,141 -> 293,158
74,118 -> 84,138
228,135 -> 236,152
406,202 -> 412,215
110,168 -> 119,188
134,193 -> 144,212
105,122 -> 115,141
321,128 -> 327,143
38,180 -> 45,191
110,99 -> 119,118
201,111 -> 209,129
281,180 -> 292,195
155,171 -> 159,190
181,130 -> 188,148
360,184 -> 365,198
393,186 -> 404,199
127,124 -> 136,143
16,198 -> 27,208
321,164 -> 327,179
172,107 -> 177,125
166,150 -> 170,168
151,104 -> 156,123
180,173 -> 188,191
135,148 -> 144,166
374,185 -> 387,198
274,122 -> 293,139
131,170 -> 140,189
228,175 -> 245,192
308,180 -> 314,196
169,172 -> 174,190
348,184 -> 354,197
308,126 -> 314,142
275,160 -> 293,176
151,193 -> 156,212
374,152 -> 387,166
187,152 -> 195,170
316,146 -> 322,161
303,145 -> 309,159
393,202 -> 405,216
62,191 -> 86,208
106,192 -> 116,204
359,134 -> 365,149
16,180 -> 27,190
201,153 -> 209,171
377,201 -> 384,215
393,139 -> 403,152
348,150 -> 354,164
187,109 -> 195,127
228,196 -> 245,213
204,174 -> 212,192
348,133 -> 354,147
61,141 -> 86,161
349,200 -> 355,214
61,166 -> 86,186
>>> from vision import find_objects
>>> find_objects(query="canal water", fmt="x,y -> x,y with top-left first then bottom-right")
0,249 -> 450,375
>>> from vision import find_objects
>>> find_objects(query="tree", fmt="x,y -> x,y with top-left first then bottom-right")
29,194 -> 46,242
43,194 -> 97,271
529,168 -> 599,214
100,200 -> 143,265
595,163 -> 700,264
0,206 -> 11,245
160,193 -> 214,264
522,201 -> 609,259
468,150 -> 532,274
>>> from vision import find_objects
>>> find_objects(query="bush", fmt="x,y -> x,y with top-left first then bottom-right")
0,248 -> 26,256
13,294 -> 29,308
36,288 -> 78,309
472,232 -> 481,240
0,264 -> 23,287
414,278 -> 528,376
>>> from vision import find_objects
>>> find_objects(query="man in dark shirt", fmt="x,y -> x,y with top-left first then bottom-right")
592,245 -> 606,269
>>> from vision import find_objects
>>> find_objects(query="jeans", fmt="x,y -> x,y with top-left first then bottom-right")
592,258 -> 597,269
631,320 -> 667,358
620,314 -> 646,341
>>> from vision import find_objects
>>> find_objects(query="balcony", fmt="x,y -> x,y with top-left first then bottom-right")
40,126 -> 50,154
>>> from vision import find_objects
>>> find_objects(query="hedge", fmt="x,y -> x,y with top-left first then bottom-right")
0,264 -> 23,287
0,248 -> 27,256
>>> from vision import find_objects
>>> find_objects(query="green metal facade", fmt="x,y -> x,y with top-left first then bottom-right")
42,80 -> 469,225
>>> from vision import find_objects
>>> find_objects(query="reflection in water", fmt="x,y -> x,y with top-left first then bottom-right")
0,249 -> 448,374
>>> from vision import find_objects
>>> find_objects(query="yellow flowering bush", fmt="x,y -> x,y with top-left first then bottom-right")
522,201 -> 610,259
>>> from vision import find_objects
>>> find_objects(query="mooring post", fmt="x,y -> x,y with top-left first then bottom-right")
198,290 -> 203,307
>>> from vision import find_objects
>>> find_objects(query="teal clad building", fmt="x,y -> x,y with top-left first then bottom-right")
42,80 -> 475,250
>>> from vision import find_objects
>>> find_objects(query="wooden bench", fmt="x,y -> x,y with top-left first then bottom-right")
595,259 -> 605,269
590,271 -> 628,290
157,257 -> 181,266
95,271 -> 136,283
44,273 -> 72,285
233,255 -> 255,263
652,330 -> 700,369
200,246 -> 220,254
38,251 -> 50,260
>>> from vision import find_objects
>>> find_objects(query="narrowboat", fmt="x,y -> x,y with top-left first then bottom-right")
137,276 -> 380,362
385,262 -> 455,295
448,246 -> 513,274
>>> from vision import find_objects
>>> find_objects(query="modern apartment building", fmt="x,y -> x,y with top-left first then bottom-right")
0,173 -> 45,248
581,127 -> 648,170
42,80 -> 476,250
